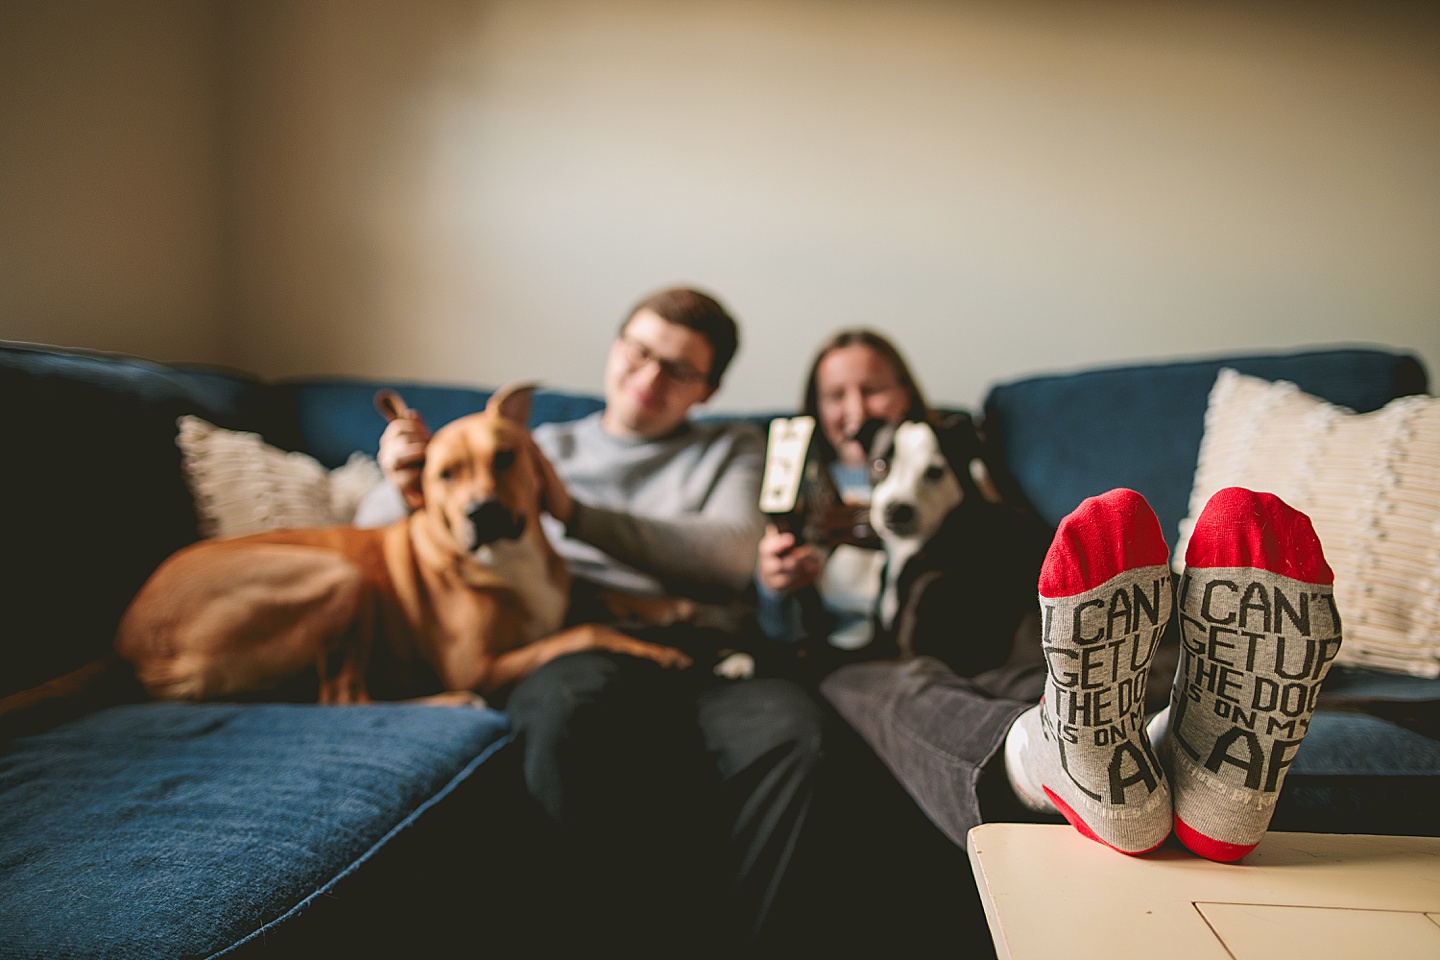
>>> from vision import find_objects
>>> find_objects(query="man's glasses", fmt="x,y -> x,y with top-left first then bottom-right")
617,337 -> 710,387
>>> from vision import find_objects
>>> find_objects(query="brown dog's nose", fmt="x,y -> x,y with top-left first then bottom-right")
467,500 -> 526,546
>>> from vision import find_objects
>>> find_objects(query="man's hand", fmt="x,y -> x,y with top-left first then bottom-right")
527,436 -> 574,525
378,411 -> 431,510
757,524 -> 823,595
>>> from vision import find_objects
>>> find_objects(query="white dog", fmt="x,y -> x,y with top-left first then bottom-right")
871,421 -> 967,631
866,417 -> 1036,676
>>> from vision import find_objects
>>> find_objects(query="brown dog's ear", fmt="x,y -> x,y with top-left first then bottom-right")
374,389 -> 412,423
486,381 -> 539,426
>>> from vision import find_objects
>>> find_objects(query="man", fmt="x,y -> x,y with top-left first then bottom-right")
362,287 -> 822,952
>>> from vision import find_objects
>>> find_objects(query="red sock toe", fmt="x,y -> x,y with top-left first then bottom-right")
1183,486 -> 1333,584
1040,488 -> 1172,599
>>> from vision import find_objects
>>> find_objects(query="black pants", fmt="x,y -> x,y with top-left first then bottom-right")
501,639 -> 824,954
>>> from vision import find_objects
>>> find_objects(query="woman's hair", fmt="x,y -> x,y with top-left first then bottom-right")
801,328 -> 933,462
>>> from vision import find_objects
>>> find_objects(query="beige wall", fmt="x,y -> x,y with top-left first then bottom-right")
0,0 -> 225,365
4,0 -> 1438,411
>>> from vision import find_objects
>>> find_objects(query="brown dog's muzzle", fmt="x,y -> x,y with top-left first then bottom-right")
466,499 -> 526,547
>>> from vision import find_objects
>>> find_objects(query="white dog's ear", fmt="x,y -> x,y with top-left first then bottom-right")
853,417 -> 900,486
969,458 -> 1004,505
486,381 -> 540,425
935,413 -> 1007,505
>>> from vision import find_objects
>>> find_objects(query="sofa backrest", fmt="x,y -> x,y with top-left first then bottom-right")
280,378 -> 606,469
982,346 -> 1429,545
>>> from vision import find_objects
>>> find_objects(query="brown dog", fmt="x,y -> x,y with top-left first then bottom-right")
116,384 -> 688,705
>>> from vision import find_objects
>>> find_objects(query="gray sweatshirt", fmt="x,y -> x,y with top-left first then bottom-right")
536,413 -> 765,601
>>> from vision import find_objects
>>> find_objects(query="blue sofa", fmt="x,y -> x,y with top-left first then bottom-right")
1,339 -> 1437,958
0,342 -> 603,959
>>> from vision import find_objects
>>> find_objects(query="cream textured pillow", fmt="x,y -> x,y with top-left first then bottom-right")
177,415 -> 385,539
1174,369 -> 1440,677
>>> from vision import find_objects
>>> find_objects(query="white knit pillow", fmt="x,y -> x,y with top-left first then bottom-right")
176,416 -> 384,539
1174,369 -> 1440,677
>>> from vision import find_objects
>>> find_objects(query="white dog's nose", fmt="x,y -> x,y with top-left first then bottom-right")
883,501 -> 918,535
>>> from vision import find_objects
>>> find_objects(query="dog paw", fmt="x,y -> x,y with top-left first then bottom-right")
713,652 -> 755,680
423,690 -> 490,709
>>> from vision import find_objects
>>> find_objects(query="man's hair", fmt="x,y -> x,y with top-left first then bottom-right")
623,286 -> 739,387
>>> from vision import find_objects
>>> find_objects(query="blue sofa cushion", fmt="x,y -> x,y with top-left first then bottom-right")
982,347 -> 1428,541
1290,710 -> 1440,776
0,702 -> 513,960
1274,710 -> 1440,835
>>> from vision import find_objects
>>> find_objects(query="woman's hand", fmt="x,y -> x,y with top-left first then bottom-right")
757,524 -> 824,595
378,411 -> 431,510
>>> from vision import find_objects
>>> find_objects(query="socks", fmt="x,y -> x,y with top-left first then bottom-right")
1006,486 -> 1340,861
1015,489 -> 1175,854
1164,486 -> 1340,862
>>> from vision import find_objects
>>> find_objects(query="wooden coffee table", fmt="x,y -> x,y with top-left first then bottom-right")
967,823 -> 1440,960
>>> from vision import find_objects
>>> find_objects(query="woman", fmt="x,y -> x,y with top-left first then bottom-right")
755,329 -> 932,657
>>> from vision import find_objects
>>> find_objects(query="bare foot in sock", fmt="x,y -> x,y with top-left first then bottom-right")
1014,488 -> 1175,854
1164,486 -> 1341,862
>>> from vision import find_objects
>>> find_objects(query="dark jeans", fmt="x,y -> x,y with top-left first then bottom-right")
820,656 -> 1046,848
501,640 -> 824,953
